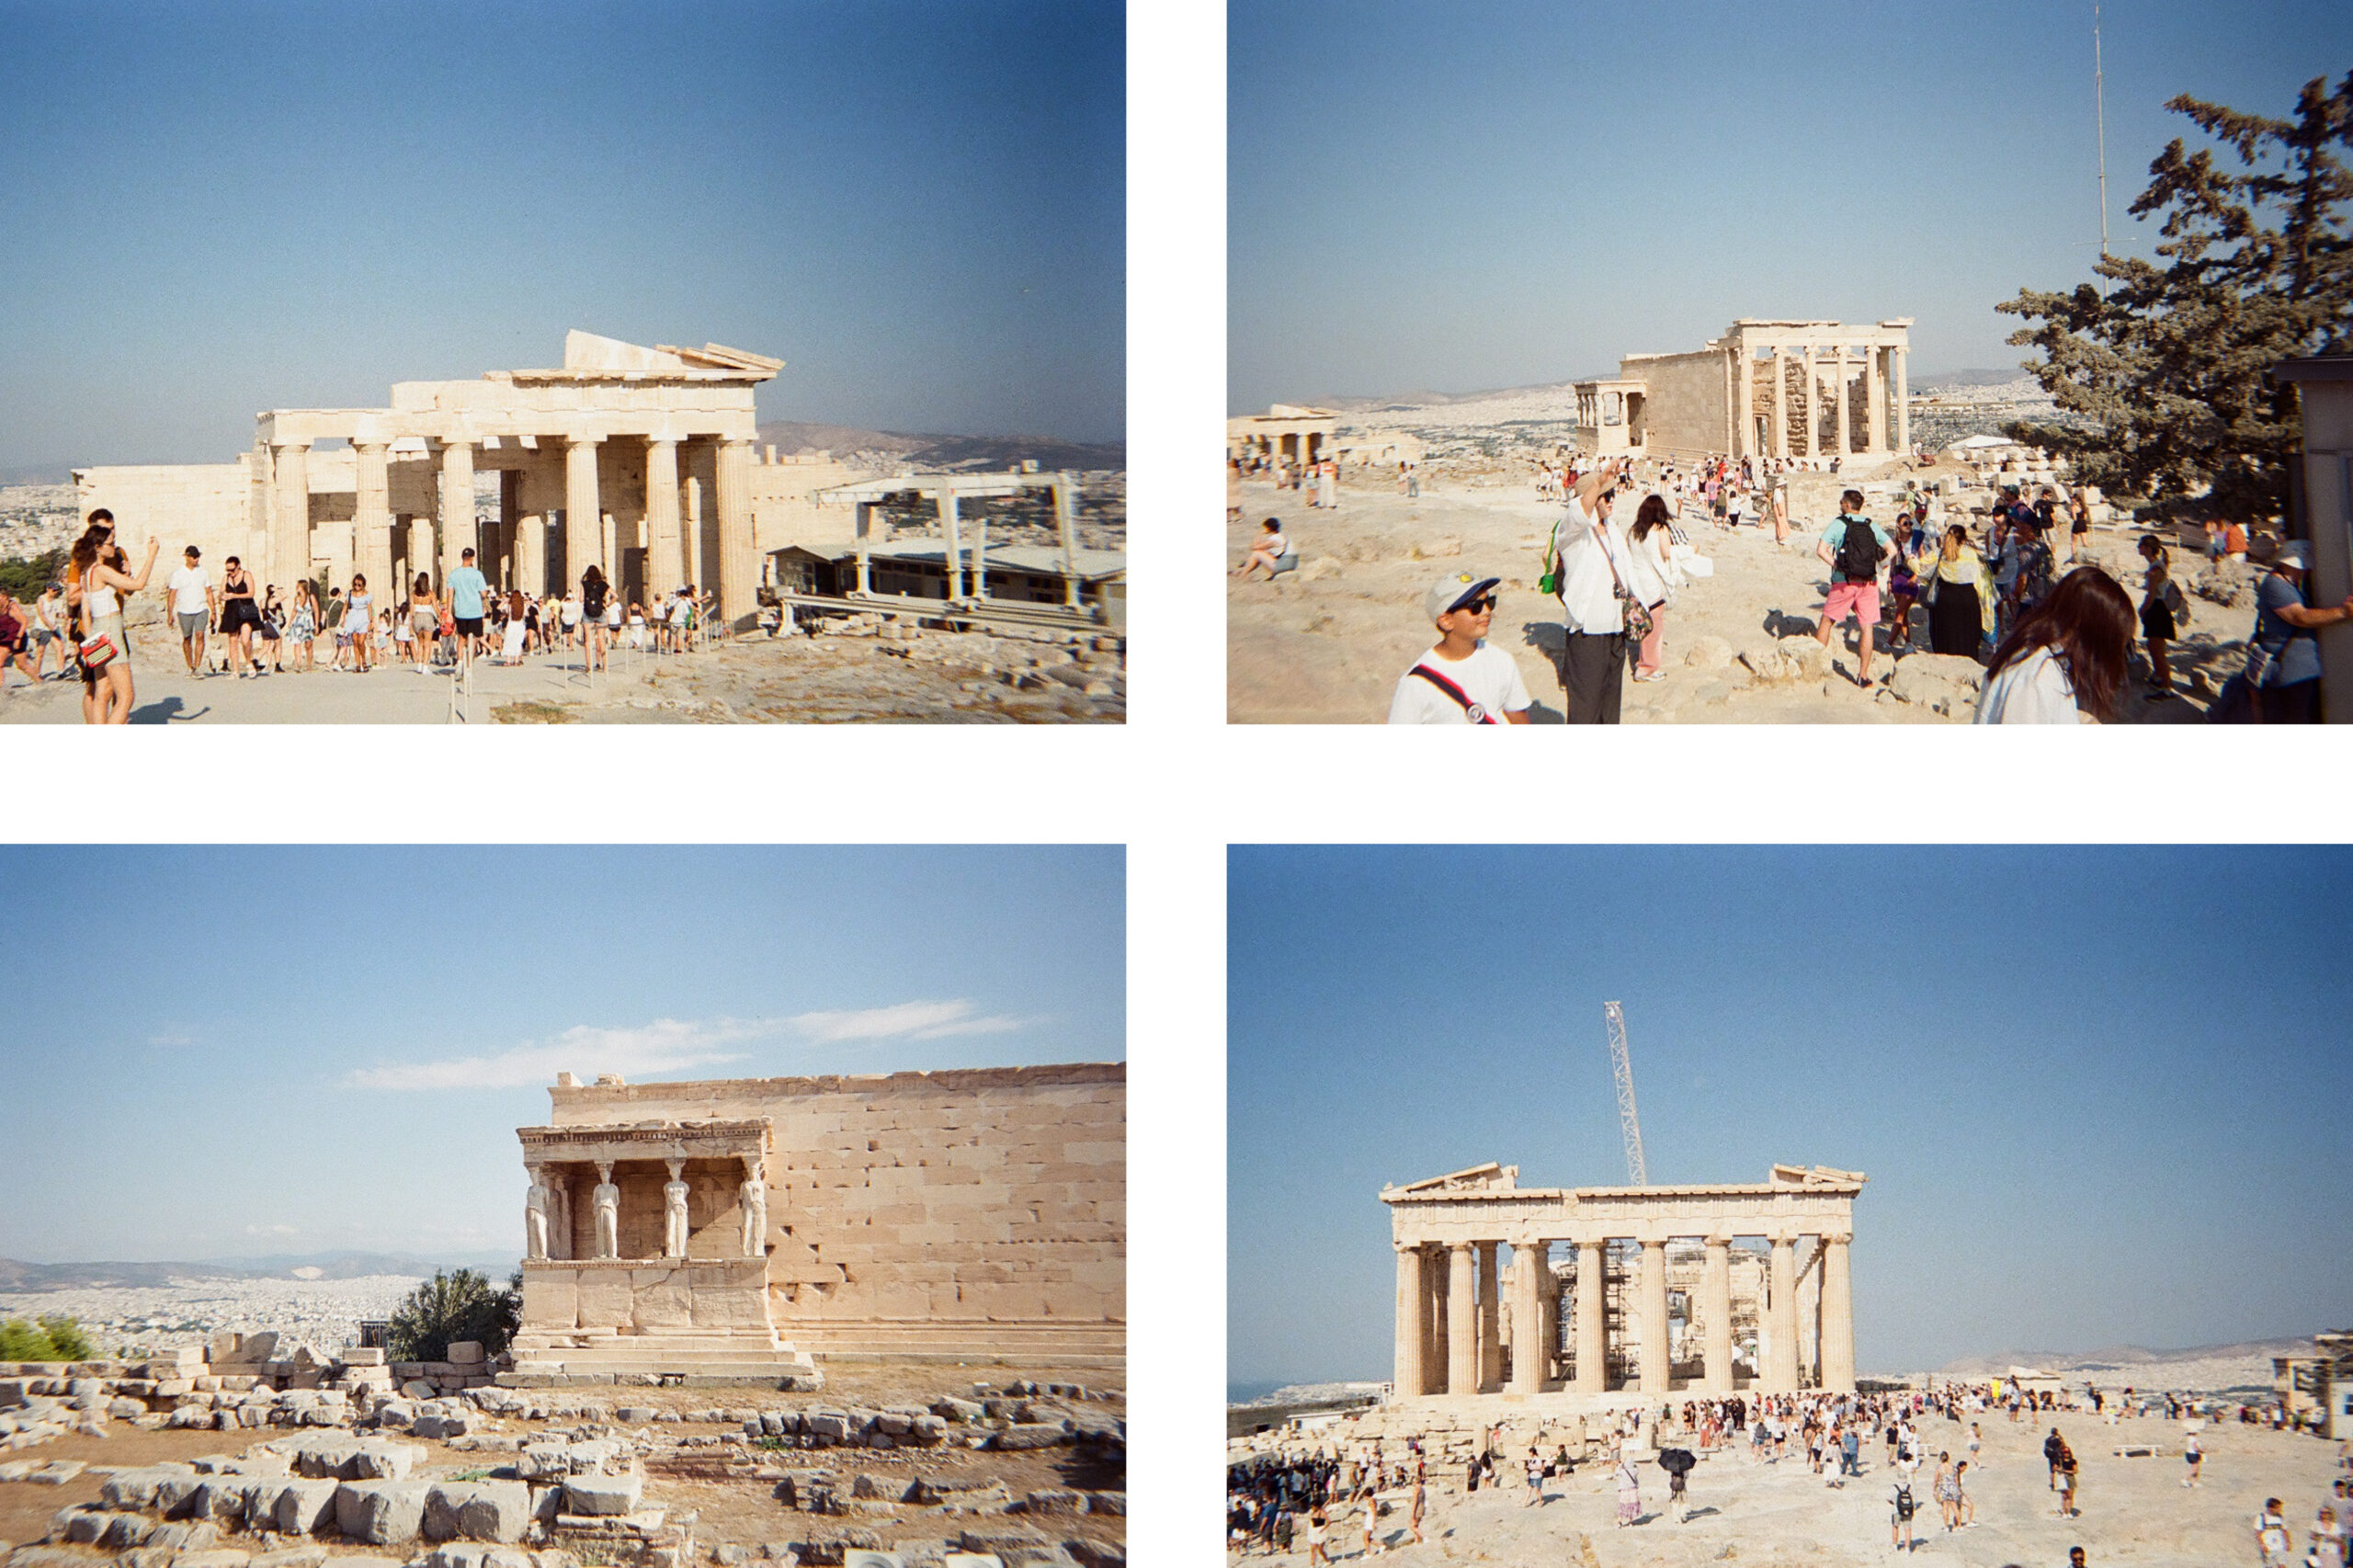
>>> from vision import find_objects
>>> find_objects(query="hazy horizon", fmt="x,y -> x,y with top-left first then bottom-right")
1229,846 -> 2353,1388
0,0 -> 1124,470
1229,0 -> 2353,414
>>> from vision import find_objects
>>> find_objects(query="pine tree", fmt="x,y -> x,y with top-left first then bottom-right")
1997,73 -> 2353,519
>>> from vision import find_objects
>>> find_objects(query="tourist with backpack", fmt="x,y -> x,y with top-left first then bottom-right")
1891,1475 -> 1919,1552
1386,572 -> 1530,724
1813,489 -> 1892,686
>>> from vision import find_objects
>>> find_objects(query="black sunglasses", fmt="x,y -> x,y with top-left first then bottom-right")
1451,594 -> 1498,615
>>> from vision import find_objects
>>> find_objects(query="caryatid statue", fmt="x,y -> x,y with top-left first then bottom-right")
739,1156 -> 767,1258
663,1159 -> 690,1259
592,1162 -> 620,1259
525,1165 -> 551,1261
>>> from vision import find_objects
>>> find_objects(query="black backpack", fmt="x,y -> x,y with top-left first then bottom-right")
1836,517 -> 1885,583
1894,1483 -> 1915,1520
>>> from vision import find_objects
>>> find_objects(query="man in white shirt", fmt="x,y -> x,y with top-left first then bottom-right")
167,545 -> 215,676
1386,572 -> 1530,724
1552,460 -> 1636,723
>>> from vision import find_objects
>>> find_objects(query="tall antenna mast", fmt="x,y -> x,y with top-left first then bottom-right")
2094,3 -> 2111,271
1603,1000 -> 1648,1187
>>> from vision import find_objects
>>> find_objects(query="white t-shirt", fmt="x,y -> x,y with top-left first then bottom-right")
1972,646 -> 2083,725
168,563 -> 210,616
1387,642 -> 1531,724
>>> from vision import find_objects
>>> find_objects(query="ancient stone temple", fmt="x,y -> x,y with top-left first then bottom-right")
74,331 -> 870,630
507,1062 -> 1124,1384
1574,318 -> 1914,463
1383,1162 -> 1863,1406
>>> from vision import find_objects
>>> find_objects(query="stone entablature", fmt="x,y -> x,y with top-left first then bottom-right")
1383,1163 -> 1863,1404
1577,318 -> 1913,463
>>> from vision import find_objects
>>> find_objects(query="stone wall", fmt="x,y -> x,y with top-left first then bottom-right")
73,459 -> 259,571
548,1064 -> 1124,1358
750,455 -> 869,556
1623,349 -> 1730,460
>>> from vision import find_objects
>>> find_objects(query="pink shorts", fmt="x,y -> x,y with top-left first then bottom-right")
1824,580 -> 1880,626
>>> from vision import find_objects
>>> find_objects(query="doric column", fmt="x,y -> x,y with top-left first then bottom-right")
1834,348 -> 1851,458
438,437 -> 475,584
270,441 -> 311,592
1509,1238 -> 1545,1392
1573,1238 -> 1606,1393
1733,344 -> 1754,460
354,440 -> 391,597
1055,472 -> 1082,607
1821,1231 -> 1856,1392
715,437 -> 756,629
1638,1239 -> 1670,1395
1767,1235 -> 1799,1392
1477,1241 -> 1501,1392
1893,348 -> 1910,455
683,474 -> 703,590
1866,349 -> 1888,454
645,437 -> 682,596
937,491 -> 965,600
854,502 -> 875,595
563,435 -> 602,589
1447,1244 -> 1476,1395
1802,1244 -> 1824,1385
1424,1246 -> 1446,1393
1394,1244 -> 1427,1397
1702,1234 -> 1733,1394
1773,350 -> 1790,460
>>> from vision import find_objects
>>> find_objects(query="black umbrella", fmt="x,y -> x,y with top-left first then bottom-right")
1657,1448 -> 1696,1476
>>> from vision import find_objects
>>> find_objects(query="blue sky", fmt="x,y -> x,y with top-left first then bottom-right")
1229,846 -> 2353,1389
0,0 -> 1123,469
1229,0 -> 2353,410
0,845 -> 1122,1262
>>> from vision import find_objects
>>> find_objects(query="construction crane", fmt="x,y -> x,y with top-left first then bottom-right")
1603,1000 -> 1648,1187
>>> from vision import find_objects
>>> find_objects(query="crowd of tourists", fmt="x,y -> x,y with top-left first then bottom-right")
0,511 -> 729,722
1227,1379 -> 2353,1562
1322,448 -> 2347,725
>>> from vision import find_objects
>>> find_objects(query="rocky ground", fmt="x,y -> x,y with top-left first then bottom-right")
0,619 -> 1122,725
1228,468 -> 2259,724
1231,1405 -> 2339,1566
0,1358 -> 1122,1568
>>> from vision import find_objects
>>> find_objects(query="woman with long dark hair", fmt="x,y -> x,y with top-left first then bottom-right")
1973,567 -> 2136,724
581,564 -> 610,673
1927,525 -> 1993,659
1625,493 -> 1682,681
71,520 -> 160,723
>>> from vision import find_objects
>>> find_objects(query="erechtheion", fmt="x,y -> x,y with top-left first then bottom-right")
1226,405 -> 1339,467
1574,318 -> 1914,464
74,331 -> 873,630
1383,1161 -> 1863,1407
506,1062 -> 1124,1385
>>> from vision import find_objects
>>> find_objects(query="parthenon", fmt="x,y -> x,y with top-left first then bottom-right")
1574,318 -> 1913,464
1383,1161 -> 1863,1404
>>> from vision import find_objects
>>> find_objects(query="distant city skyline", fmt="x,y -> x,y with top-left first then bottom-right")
1230,846 -> 2353,1387
0,1 -> 1123,469
0,845 -> 1124,1262
1228,0 -> 2353,411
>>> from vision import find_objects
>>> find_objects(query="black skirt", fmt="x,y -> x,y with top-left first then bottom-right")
1928,580 -> 1982,658
2140,596 -> 2177,642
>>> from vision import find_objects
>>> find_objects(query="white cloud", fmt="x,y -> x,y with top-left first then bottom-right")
345,1002 -> 1032,1091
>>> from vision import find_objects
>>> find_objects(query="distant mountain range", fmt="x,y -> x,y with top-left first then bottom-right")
0,1251 -> 521,1290
1934,1336 -> 2313,1375
756,421 -> 1123,473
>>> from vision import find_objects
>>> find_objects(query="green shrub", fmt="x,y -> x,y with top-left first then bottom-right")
388,1268 -> 521,1362
0,1313 -> 92,1362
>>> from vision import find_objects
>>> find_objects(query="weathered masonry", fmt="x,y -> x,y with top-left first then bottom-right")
1575,318 -> 1913,464
74,331 -> 870,630
509,1062 -> 1124,1382
1384,1162 -> 1862,1403
1225,404 -> 1338,466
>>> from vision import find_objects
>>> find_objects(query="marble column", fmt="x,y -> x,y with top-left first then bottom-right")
1477,1241 -> 1501,1392
1702,1234 -> 1733,1394
1893,349 -> 1911,455
1801,1244 -> 1824,1386
853,502 -> 875,595
1394,1244 -> 1427,1397
270,441 -> 310,592
1773,350 -> 1790,460
1834,349 -> 1852,458
716,437 -> 756,629
1573,1239 -> 1606,1393
563,435 -> 603,589
971,502 -> 991,600
644,437 -> 683,596
1424,1247 -> 1446,1394
937,492 -> 965,600
354,440 -> 391,597
1055,472 -> 1082,607
1866,349 -> 1888,454
1638,1239 -> 1670,1395
438,437 -> 475,585
1447,1244 -> 1476,1395
1821,1231 -> 1856,1392
1767,1236 -> 1799,1392
1734,346 -> 1755,460
1509,1239 -> 1545,1392
683,473 -> 704,590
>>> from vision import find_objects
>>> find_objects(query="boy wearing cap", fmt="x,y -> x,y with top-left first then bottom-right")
1386,571 -> 1530,724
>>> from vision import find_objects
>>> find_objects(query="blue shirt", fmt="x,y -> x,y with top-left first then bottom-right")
2256,572 -> 2323,687
447,566 -> 487,619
